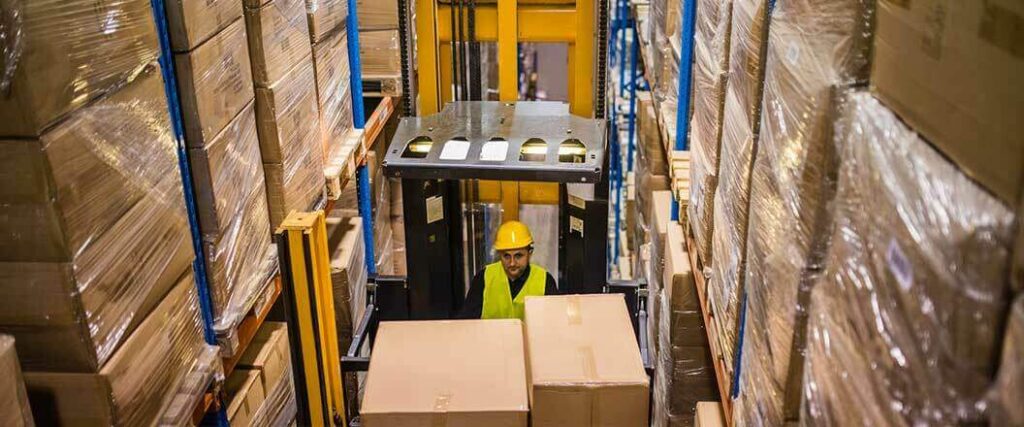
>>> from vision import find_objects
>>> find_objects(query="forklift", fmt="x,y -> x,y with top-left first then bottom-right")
276,0 -> 652,425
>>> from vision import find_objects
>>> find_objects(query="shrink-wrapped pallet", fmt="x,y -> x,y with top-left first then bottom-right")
188,103 -> 278,331
174,19 -> 256,148
356,0 -> 398,30
0,336 -> 33,426
0,64 -> 192,372
246,0 -> 314,87
801,92 -> 1015,426
687,0 -> 732,265
256,58 -> 325,226
313,29 -> 354,156
306,0 -> 348,43
359,30 -> 401,76
165,0 -> 243,51
327,213 -> 367,352
734,0 -> 873,424
0,0 -> 159,136
989,295 -> 1024,427
707,0 -> 770,377
25,272 -> 217,426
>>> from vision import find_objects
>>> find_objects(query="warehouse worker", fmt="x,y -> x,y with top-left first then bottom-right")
459,221 -> 558,319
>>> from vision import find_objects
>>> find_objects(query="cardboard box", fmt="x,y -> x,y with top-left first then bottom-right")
246,0 -> 314,87
695,402 -> 724,427
871,0 -> 1024,206
0,0 -> 159,137
327,214 -> 367,351
990,295 -> 1024,426
359,30 -> 402,76
25,272 -> 207,426
361,320 -> 529,426
0,64 -> 192,372
238,322 -> 291,392
255,55 -> 325,226
0,336 -> 33,427
664,223 -> 698,312
227,368 -> 267,427
313,29 -> 354,157
357,0 -> 399,30
524,295 -> 649,427
165,0 -> 244,51
174,19 -> 256,148
306,0 -> 349,43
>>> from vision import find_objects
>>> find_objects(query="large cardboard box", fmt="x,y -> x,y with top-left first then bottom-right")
524,295 -> 649,427
165,0 -> 243,51
237,321 -> 290,395
174,19 -> 256,148
313,29 -> 354,156
361,320 -> 529,426
306,0 -> 349,43
871,0 -> 1024,206
24,272 -> 208,426
695,402 -> 724,427
0,336 -> 33,427
327,214 -> 366,351
226,368 -> 267,427
357,0 -> 399,30
187,102 -> 277,329
0,64 -> 192,372
246,0 -> 314,87
255,56 -> 325,226
0,0 -> 159,137
359,30 -> 402,76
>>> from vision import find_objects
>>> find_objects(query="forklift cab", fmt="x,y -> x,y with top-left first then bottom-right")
340,101 -> 653,424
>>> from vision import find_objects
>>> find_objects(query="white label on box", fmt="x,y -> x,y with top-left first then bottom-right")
886,239 -> 913,291
569,195 -> 586,209
426,196 -> 444,224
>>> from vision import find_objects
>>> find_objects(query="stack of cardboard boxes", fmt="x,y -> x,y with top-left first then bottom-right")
0,1 -> 214,422
355,0 -> 402,79
228,321 -> 296,426
0,336 -> 33,426
168,0 -> 277,354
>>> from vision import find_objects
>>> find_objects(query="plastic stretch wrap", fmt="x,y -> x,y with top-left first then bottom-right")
359,30 -> 401,76
734,0 -> 873,424
649,18 -> 680,109
372,157 -> 397,275
0,0 -> 159,137
990,295 -> 1024,426
164,0 -> 243,52
356,0 -> 398,30
0,336 -> 33,426
327,214 -> 367,353
174,19 -> 256,148
256,57 -> 325,227
687,0 -> 732,265
313,29 -> 353,157
0,64 -> 192,372
389,178 -> 407,276
189,102 -> 277,331
246,0 -> 314,88
800,92 -> 1015,426
707,0 -> 770,376
305,0 -> 348,43
25,271 -> 211,425
251,370 -> 297,426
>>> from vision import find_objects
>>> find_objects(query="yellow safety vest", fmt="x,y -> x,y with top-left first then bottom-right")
481,262 -> 547,320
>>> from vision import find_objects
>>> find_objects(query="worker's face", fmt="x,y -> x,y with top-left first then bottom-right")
499,247 -> 532,280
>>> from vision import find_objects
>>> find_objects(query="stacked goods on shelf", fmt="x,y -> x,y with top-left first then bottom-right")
356,0 -> 398,31
734,0 -> 873,424
0,66 -> 193,373
687,0 -> 732,265
0,336 -> 33,426
327,213 -> 367,352
647,0 -> 680,127
313,28 -> 355,159
169,4 -> 278,351
235,322 -> 297,426
25,273 -> 218,425
372,150 -> 404,275
524,295 -> 649,426
359,29 -> 402,77
871,0 -> 1024,208
249,0 -> 325,227
306,0 -> 349,44
695,402 -> 725,427
990,296 -> 1023,426
361,320 -> 529,425
707,0 -> 771,378
653,224 -> 719,427
800,91 -> 1015,425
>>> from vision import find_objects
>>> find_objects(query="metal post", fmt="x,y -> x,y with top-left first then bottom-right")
348,0 -> 366,129
617,0 -> 628,98
626,25 -> 638,173
357,165 -> 377,276
671,0 -> 697,222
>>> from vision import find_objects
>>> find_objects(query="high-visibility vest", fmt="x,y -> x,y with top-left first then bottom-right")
481,262 -> 547,320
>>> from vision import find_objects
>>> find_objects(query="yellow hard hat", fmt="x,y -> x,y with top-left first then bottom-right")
494,221 -> 534,251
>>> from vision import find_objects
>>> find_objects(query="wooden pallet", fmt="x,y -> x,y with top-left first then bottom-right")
362,74 -> 402,97
685,226 -> 735,427
323,96 -> 396,207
